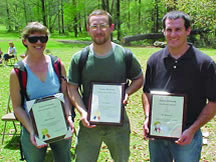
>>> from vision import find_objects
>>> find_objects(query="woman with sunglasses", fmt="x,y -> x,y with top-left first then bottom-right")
9,22 -> 73,162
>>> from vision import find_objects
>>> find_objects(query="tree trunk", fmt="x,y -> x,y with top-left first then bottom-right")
14,3 -> 19,31
78,13 -> 82,33
138,0 -> 141,26
154,0 -> 159,33
22,0 -> 28,24
110,0 -> 115,13
116,0 -> 121,40
102,0 -> 106,10
60,0 -> 64,34
57,0 -> 61,34
106,0 -> 110,12
83,7 -> 87,32
36,1 -> 40,22
122,33 -> 164,44
5,0 -> 12,31
72,0 -> 78,37
102,0 -> 109,12
127,0 -> 130,30
41,0 -> 47,26
48,3 -> 52,32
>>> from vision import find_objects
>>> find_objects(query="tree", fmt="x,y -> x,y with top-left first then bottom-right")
22,0 -> 28,24
5,0 -> 12,31
102,0 -> 110,12
60,0 -> 64,33
177,0 -> 216,46
41,0 -> 47,26
116,0 -> 120,40
72,0 -> 78,37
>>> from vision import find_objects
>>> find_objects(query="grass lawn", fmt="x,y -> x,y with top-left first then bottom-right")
0,36 -> 216,162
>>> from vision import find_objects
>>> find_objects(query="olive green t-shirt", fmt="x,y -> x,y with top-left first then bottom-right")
68,43 -> 142,107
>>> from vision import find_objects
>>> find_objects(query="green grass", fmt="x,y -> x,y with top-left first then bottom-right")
0,36 -> 216,162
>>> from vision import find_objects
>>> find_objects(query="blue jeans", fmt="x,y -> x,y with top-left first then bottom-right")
75,112 -> 131,162
21,127 -> 72,162
149,129 -> 202,162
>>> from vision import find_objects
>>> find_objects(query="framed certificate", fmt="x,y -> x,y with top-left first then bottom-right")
28,94 -> 68,143
88,82 -> 125,125
148,91 -> 187,140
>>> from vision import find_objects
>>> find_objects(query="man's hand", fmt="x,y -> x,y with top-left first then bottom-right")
143,117 -> 155,140
80,111 -> 96,128
175,128 -> 195,145
123,93 -> 129,105
143,117 -> 149,140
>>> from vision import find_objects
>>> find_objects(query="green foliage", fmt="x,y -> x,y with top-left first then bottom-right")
1,0 -> 215,46
161,0 -> 216,47
121,0 -> 156,35
177,0 -> 216,47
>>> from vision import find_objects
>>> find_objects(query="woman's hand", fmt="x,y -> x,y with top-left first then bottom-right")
64,115 -> 75,139
30,132 -> 48,149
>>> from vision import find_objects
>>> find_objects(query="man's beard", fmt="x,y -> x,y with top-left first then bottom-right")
92,34 -> 109,45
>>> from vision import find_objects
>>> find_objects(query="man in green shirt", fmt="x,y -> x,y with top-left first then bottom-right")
68,9 -> 143,162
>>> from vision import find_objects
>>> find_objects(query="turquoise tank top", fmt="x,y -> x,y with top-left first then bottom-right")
24,56 -> 60,100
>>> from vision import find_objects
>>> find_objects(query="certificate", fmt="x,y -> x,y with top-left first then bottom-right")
88,82 -> 125,125
28,94 -> 68,144
148,91 -> 187,140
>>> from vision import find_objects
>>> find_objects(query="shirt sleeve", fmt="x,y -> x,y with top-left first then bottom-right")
205,60 -> 216,102
128,53 -> 143,80
143,63 -> 152,93
67,51 -> 81,85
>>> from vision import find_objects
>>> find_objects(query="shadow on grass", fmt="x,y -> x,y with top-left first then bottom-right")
4,135 -> 20,150
44,150 -> 75,162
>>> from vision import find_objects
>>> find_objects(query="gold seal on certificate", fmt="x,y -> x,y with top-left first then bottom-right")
27,93 -> 69,144
88,82 -> 125,125
148,91 -> 187,140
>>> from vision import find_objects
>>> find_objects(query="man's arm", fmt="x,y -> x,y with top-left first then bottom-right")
142,92 -> 151,139
67,83 -> 96,128
123,74 -> 144,104
59,63 -> 74,134
176,101 -> 216,145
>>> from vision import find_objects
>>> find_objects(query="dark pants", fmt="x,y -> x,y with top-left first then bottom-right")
3,54 -> 14,61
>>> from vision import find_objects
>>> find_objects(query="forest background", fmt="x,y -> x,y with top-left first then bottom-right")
0,0 -> 215,47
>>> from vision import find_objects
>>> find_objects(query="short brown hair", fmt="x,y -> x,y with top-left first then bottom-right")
21,22 -> 49,40
88,9 -> 112,26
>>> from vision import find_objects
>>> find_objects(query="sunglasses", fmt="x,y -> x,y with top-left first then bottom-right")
27,36 -> 48,43
89,24 -> 109,31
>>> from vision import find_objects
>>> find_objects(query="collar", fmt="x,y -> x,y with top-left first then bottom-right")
90,42 -> 116,58
162,43 -> 194,61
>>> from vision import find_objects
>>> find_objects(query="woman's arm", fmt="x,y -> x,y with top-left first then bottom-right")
10,69 -> 42,147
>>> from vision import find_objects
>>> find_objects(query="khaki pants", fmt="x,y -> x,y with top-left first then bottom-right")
75,112 -> 131,162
